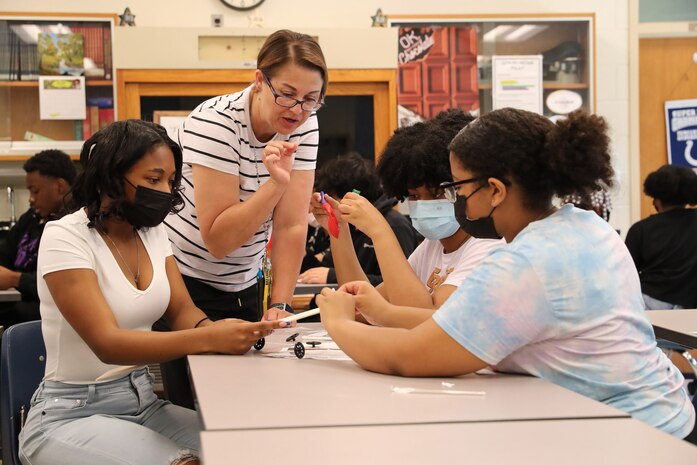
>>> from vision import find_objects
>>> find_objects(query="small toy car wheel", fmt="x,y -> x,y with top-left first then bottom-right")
253,338 -> 265,350
294,342 -> 305,359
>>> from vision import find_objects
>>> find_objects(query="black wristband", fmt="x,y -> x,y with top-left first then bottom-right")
194,317 -> 210,328
269,302 -> 294,314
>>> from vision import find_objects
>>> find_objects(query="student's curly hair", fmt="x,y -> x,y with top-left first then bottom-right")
68,119 -> 185,231
644,164 -> 697,206
314,152 -> 382,203
377,109 -> 475,200
429,108 -> 475,139
23,149 -> 77,184
449,109 -> 614,210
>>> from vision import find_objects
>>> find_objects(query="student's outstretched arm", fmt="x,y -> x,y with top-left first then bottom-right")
339,193 -> 433,309
317,285 -> 486,376
44,261 -> 282,365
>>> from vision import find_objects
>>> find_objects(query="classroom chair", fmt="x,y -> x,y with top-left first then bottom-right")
0,320 -> 45,465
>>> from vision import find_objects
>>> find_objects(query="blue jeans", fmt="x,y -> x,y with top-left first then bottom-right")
19,368 -> 201,465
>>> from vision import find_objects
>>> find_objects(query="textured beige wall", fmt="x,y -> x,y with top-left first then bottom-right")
0,1 -> 633,234
114,27 -> 397,69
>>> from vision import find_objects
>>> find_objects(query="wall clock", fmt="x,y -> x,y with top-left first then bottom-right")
220,0 -> 265,11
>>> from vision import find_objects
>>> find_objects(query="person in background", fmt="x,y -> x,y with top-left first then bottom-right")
561,188 -> 612,222
625,164 -> 697,310
161,29 -> 327,407
310,110 -> 503,327
0,149 -> 76,328
317,109 -> 695,441
19,120 -> 283,465
300,207 -> 330,272
298,152 -> 417,286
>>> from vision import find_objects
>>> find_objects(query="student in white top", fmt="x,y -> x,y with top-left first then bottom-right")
18,120 -> 284,465
311,109 -> 503,328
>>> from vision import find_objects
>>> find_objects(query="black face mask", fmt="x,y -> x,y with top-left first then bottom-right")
122,179 -> 174,228
453,187 -> 502,240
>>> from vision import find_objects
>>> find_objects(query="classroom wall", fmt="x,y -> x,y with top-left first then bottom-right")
639,0 -> 697,22
1,0 -> 633,235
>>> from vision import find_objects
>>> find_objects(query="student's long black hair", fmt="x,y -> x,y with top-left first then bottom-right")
448,108 -> 614,210
68,119 -> 185,231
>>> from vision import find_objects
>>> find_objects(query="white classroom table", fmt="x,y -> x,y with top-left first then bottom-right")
0,288 -> 21,302
201,418 -> 697,465
293,282 -> 338,295
188,327 -> 628,432
646,309 -> 697,349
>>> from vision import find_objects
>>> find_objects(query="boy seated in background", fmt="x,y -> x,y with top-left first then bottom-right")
299,152 -> 417,286
0,149 -> 76,328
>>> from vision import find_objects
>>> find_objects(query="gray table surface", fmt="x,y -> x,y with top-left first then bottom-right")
293,282 -> 338,295
188,326 -> 628,432
201,418 -> 697,465
0,288 -> 21,302
647,309 -> 697,349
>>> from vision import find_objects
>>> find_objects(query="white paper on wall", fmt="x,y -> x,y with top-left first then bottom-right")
39,76 -> 86,120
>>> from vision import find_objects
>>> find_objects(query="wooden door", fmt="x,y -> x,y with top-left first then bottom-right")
639,37 -> 697,218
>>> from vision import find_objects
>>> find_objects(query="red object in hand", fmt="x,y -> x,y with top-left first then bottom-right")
320,192 -> 340,238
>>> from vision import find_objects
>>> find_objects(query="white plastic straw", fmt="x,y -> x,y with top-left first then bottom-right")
391,386 -> 485,396
279,307 -> 321,323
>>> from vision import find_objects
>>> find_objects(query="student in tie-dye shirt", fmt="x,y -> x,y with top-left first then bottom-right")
317,108 -> 695,440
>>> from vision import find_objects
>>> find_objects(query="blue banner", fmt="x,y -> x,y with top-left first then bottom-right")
665,99 -> 697,169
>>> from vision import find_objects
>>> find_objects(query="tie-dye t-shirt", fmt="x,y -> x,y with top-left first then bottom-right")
433,204 -> 695,437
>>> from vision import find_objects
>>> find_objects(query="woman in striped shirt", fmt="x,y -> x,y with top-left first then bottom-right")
161,30 -> 327,407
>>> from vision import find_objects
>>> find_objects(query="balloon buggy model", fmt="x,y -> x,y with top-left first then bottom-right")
253,308 -> 347,360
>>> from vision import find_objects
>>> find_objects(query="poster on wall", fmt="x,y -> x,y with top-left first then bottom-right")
664,99 -> 697,169
153,111 -> 190,142
492,55 -> 543,114
39,76 -> 86,120
396,26 -> 479,127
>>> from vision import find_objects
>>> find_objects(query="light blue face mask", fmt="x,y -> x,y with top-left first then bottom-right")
408,199 -> 461,240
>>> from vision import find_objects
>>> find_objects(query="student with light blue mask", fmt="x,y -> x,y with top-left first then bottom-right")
310,109 -> 503,327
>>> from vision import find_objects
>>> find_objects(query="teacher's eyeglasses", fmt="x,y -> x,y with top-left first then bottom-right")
262,74 -> 323,112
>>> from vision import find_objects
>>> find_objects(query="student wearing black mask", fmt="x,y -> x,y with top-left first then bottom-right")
19,120 -> 285,465
316,109 -> 695,442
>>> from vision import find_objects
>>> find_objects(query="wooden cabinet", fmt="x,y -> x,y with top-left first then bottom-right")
0,12 -> 117,159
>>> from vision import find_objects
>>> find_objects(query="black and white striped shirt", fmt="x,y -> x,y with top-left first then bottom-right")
164,86 -> 319,292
